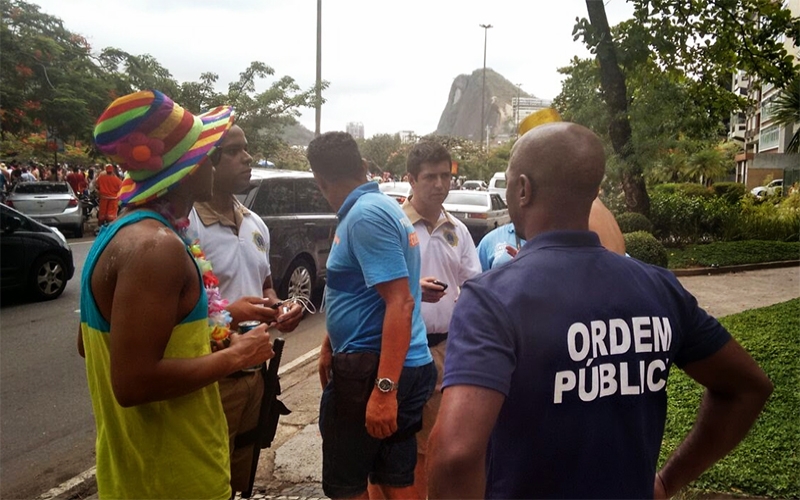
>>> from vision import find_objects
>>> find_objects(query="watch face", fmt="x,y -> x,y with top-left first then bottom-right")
378,378 -> 393,392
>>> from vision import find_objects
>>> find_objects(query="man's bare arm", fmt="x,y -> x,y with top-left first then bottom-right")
365,277 -> 415,439
108,234 -> 273,407
428,385 -> 505,499
589,197 -> 626,255
656,339 -> 773,498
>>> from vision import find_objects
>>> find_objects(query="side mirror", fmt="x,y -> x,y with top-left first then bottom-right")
3,216 -> 22,234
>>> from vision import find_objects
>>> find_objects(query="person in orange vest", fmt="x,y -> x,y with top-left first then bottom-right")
96,164 -> 123,227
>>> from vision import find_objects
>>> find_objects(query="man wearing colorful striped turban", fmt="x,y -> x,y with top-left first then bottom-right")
77,90 -> 276,499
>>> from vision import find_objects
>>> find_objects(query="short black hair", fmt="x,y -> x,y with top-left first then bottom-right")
406,140 -> 452,178
306,132 -> 363,181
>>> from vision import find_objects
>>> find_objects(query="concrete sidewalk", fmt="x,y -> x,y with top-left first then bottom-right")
51,265 -> 799,500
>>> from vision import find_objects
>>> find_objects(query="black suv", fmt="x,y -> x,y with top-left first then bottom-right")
237,168 -> 337,303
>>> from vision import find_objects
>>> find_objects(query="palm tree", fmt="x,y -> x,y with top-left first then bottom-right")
771,74 -> 800,153
685,147 -> 732,186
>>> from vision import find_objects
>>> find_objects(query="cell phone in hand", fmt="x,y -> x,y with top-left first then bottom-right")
432,280 -> 449,291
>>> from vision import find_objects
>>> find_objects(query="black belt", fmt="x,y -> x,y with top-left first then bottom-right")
227,368 -> 260,379
427,333 -> 448,347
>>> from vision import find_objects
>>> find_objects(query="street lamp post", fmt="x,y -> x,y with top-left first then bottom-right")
479,23 -> 493,150
315,0 -> 322,137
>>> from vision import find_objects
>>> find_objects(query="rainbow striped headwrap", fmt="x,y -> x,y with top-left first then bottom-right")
93,90 -> 234,207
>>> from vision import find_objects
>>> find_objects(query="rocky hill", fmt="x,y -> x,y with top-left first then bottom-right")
280,121 -> 315,147
436,68 -> 533,140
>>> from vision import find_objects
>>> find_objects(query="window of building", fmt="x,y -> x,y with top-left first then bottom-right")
759,125 -> 780,152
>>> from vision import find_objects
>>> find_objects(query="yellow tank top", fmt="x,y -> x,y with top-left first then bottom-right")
80,211 -> 230,499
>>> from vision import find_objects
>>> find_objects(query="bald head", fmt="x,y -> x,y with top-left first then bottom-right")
510,122 -> 605,202
505,123 -> 607,239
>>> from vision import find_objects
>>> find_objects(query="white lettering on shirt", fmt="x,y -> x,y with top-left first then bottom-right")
554,317 -> 673,404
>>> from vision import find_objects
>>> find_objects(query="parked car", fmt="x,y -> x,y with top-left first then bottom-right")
461,180 -> 488,191
750,179 -> 783,198
443,191 -> 510,243
236,169 -> 337,303
488,171 -> 507,201
5,181 -> 83,237
378,181 -> 413,204
1,203 -> 75,301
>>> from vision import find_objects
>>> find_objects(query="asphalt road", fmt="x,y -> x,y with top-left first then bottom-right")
0,236 -> 328,500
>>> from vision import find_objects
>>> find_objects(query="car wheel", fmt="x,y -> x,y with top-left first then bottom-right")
74,223 -> 84,238
29,254 -> 68,301
279,257 -> 314,304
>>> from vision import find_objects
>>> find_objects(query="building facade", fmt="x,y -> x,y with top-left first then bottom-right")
346,122 -> 365,140
730,0 -> 799,190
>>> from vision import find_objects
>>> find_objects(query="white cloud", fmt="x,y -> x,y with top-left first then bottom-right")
32,0 -> 633,137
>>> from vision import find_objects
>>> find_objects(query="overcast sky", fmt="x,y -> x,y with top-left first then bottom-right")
34,0 -> 633,137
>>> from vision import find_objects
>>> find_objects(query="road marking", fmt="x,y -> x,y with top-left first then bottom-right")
279,346 -> 321,376
36,466 -> 96,500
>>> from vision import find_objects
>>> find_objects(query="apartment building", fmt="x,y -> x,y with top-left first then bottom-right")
731,0 -> 799,190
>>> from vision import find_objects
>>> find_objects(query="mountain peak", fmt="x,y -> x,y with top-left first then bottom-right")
436,68 -> 535,140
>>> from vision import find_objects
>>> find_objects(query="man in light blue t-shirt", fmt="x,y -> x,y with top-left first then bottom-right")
307,132 -> 435,500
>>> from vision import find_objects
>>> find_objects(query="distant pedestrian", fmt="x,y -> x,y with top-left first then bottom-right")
95,164 -> 122,227
66,166 -> 87,195
428,122 -> 773,499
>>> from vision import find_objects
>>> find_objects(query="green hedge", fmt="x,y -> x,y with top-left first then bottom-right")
667,240 -> 800,268
712,182 -> 746,205
659,299 -> 800,498
623,231 -> 668,267
651,183 -> 714,198
617,212 -> 654,234
648,191 -> 800,244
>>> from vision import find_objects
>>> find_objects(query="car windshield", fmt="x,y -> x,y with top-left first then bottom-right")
493,179 -> 506,188
14,183 -> 69,194
445,192 -> 488,206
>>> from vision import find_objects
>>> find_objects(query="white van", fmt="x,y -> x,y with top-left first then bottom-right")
488,172 -> 507,201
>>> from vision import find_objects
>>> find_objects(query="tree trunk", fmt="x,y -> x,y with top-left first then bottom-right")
585,0 -> 650,216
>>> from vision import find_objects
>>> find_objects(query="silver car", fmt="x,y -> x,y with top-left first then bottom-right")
443,190 -> 510,243
5,182 -> 84,237
379,181 -> 413,204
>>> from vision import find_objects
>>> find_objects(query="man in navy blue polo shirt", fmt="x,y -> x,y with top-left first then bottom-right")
428,123 -> 773,499
307,132 -> 435,500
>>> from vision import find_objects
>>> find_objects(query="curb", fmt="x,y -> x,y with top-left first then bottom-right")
37,346 -> 323,500
671,259 -> 800,277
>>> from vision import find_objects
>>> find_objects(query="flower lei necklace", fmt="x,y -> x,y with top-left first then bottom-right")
150,200 -> 232,346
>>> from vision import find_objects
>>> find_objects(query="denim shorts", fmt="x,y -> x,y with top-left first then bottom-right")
319,359 -> 436,499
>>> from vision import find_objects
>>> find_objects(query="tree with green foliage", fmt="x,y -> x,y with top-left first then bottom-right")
357,133 -> 403,171
573,0 -> 800,215
1,0 -> 323,167
0,0 -> 112,146
770,74 -> 800,153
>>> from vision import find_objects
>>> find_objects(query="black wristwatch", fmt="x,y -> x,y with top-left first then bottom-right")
375,377 -> 399,393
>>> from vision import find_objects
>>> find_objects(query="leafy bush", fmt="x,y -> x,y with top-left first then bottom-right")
651,183 -> 713,198
711,182 -> 746,204
649,192 -> 738,244
720,196 -> 800,242
624,231 -> 668,267
660,299 -> 800,498
616,212 -> 654,234
667,240 -> 800,268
